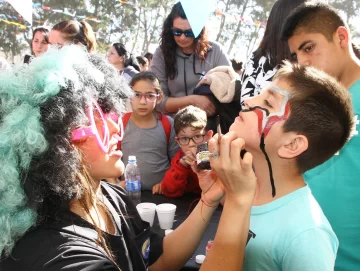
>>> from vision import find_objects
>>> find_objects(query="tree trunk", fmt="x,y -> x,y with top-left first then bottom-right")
216,0 -> 231,42
227,0 -> 249,55
131,10 -> 142,53
144,6 -> 161,53
246,26 -> 261,59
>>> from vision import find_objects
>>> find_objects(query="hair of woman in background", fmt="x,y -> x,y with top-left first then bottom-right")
136,56 -> 149,72
50,20 -> 97,53
239,0 -> 309,104
144,52 -> 153,66
107,43 -> 140,83
353,43 -> 360,59
24,26 -> 50,64
231,59 -> 243,75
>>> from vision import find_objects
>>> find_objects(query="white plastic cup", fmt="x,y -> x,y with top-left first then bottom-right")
136,203 -> 157,226
156,203 -> 177,229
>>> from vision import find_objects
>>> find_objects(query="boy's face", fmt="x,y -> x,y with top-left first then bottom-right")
288,31 -> 344,79
229,79 -> 291,152
176,126 -> 212,154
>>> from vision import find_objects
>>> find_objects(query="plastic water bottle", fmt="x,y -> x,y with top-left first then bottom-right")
125,155 -> 141,205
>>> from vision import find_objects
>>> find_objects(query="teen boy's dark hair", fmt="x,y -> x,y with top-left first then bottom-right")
281,2 -> 347,42
174,106 -> 207,134
275,62 -> 353,173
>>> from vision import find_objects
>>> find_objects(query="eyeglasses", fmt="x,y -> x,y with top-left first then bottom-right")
172,28 -> 195,38
130,91 -> 160,103
71,100 -> 124,153
176,134 -> 205,145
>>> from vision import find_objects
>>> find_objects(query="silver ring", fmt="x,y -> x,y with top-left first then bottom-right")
210,151 -> 219,160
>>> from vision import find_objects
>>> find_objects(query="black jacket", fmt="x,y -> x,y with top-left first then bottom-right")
1,182 -> 163,271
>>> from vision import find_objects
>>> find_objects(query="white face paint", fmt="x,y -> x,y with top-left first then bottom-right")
259,86 -> 292,136
241,85 -> 292,137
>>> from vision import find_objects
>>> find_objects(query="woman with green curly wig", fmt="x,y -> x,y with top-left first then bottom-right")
0,45 -> 255,271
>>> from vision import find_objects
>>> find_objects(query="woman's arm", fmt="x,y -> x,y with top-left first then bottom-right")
149,197 -> 219,271
150,132 -> 256,271
201,132 -> 256,270
151,168 -> 224,271
165,95 -> 216,116
200,194 -> 253,270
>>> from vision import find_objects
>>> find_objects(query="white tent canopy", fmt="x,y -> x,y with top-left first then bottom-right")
6,0 -> 32,25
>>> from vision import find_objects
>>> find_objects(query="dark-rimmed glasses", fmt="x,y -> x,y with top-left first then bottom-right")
172,28 -> 195,38
176,134 -> 205,145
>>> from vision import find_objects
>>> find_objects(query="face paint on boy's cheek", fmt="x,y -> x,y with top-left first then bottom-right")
241,86 -> 292,198
262,102 -> 291,137
241,106 -> 270,136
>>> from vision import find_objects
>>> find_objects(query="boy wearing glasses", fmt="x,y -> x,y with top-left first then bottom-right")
152,105 -> 213,197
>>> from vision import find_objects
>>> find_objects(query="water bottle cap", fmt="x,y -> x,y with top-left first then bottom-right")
128,155 -> 136,162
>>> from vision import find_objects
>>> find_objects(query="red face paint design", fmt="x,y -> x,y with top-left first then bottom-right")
251,102 -> 290,138
263,102 -> 290,137
253,108 -> 265,136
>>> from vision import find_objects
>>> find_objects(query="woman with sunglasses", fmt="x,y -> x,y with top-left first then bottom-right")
151,2 -> 231,116
0,46 -> 256,271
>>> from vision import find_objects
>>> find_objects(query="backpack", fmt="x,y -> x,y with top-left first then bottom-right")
118,112 -> 171,150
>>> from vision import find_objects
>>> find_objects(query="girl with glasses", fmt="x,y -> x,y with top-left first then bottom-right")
118,71 -> 180,191
151,1 -> 231,117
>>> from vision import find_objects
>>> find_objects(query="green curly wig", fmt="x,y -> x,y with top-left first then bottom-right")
0,45 -> 131,256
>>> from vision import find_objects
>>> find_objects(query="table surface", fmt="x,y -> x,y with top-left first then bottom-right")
141,191 -> 222,271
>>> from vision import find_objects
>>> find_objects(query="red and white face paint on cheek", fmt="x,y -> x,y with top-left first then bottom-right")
253,86 -> 291,138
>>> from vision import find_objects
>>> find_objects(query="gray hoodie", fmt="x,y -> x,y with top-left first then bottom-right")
151,41 -> 231,113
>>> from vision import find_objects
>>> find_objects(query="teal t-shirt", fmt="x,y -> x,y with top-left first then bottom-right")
304,79 -> 360,271
243,186 -> 338,271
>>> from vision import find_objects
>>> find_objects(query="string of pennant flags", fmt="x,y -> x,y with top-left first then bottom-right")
215,9 -> 267,27
0,1 -> 267,30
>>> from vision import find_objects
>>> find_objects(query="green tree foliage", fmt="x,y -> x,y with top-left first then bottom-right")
214,0 -> 275,56
0,0 -> 175,61
0,0 -> 359,62
0,1 -> 30,62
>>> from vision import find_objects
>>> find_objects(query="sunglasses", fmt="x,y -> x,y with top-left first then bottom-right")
172,28 -> 195,38
72,100 -> 124,153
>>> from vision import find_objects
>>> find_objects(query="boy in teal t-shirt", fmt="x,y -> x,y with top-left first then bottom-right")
210,61 -> 353,270
283,3 -> 360,270
304,81 -> 360,270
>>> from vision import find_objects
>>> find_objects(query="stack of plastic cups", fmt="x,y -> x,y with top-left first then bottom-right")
136,203 -> 157,226
156,203 -> 177,229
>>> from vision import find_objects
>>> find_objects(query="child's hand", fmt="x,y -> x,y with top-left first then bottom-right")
152,183 -> 162,194
209,132 -> 257,202
181,150 -> 196,168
